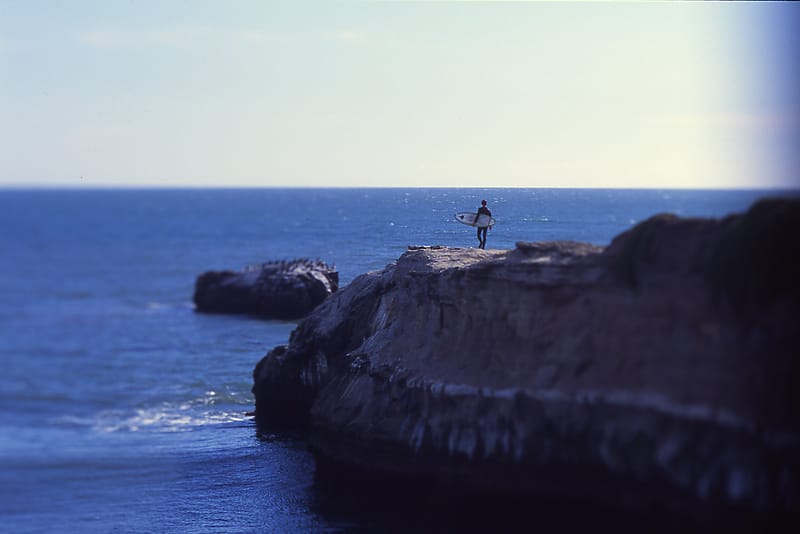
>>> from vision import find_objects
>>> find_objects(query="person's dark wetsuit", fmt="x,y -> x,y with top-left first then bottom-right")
476,200 -> 492,249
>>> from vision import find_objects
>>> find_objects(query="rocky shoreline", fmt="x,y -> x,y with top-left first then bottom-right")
252,199 -> 799,523
194,258 -> 338,320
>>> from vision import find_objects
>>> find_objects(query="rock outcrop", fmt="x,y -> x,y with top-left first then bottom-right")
194,259 -> 338,320
252,199 -> 800,520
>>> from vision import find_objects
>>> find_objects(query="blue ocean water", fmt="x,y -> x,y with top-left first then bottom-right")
0,187 -> 793,532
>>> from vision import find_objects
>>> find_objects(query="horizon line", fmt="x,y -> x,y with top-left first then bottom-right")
1,184 -> 798,192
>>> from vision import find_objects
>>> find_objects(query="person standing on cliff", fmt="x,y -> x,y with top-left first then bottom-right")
475,199 -> 492,249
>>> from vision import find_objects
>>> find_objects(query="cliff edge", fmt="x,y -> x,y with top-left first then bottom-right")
252,198 -> 800,519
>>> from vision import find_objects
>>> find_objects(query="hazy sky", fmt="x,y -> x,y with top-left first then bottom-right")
1,1 -> 798,188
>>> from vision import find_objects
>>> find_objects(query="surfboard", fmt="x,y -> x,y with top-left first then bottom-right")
455,212 -> 496,228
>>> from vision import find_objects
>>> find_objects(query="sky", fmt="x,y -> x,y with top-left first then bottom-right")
0,1 -> 798,189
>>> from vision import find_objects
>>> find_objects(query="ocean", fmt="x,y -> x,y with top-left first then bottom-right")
0,187 -> 793,532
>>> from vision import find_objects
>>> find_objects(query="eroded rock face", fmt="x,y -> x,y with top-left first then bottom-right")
252,199 -> 800,515
194,259 -> 338,320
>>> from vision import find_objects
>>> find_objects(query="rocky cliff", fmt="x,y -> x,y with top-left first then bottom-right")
252,199 -> 800,520
194,259 -> 338,320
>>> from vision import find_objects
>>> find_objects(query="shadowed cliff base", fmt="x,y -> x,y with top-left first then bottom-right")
311,450 -> 788,533
253,198 -> 800,529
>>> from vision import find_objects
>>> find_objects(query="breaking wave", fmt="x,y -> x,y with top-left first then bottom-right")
55,390 -> 252,433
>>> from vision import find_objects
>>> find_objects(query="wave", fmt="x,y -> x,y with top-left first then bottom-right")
145,301 -> 194,311
54,390 -> 252,433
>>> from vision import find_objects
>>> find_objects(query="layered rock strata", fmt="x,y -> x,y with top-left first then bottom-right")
194,259 -> 338,320
252,199 -> 799,517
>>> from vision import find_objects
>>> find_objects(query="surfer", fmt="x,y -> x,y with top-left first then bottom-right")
476,200 -> 492,249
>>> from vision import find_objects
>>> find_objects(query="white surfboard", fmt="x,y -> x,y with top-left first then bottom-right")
455,212 -> 495,228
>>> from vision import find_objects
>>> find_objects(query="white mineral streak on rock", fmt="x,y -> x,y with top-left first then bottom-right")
441,383 -> 477,396
447,425 -> 459,455
460,425 -> 479,460
421,381 -> 766,435
403,376 -> 763,436
300,350 -> 328,387
339,373 -> 364,401
372,295 -> 392,331
409,418 -> 427,452
481,426 -> 498,458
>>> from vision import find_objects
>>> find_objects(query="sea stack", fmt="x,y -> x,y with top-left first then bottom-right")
194,259 -> 338,320
252,199 -> 800,520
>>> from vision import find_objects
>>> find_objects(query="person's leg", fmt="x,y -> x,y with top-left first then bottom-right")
477,227 -> 482,246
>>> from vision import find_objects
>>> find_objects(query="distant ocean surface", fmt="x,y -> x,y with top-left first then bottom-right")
0,187 -> 795,532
